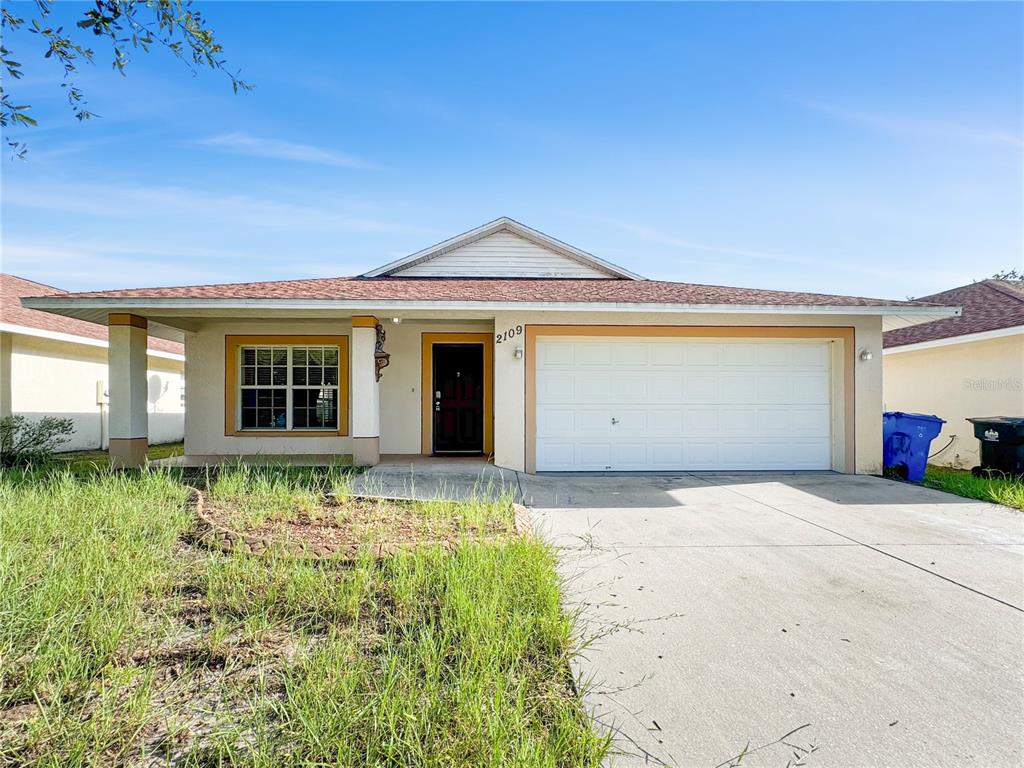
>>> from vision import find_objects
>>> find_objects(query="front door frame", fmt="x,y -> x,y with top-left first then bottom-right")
420,332 -> 493,456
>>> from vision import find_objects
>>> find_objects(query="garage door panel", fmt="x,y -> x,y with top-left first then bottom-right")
535,337 -> 833,471
790,373 -> 830,403
719,408 -> 756,435
539,342 -> 574,367
614,410 -> 648,435
648,410 -> 685,436
611,373 -> 647,401
537,372 -> 573,403
791,342 -> 830,368
536,407 -> 574,437
650,374 -> 685,403
649,344 -> 685,366
756,344 -> 794,367
718,374 -> 757,404
719,442 -> 756,467
753,440 -> 831,469
573,409 -> 613,435
576,442 -> 612,468
575,375 -> 611,402
685,374 -> 719,402
684,407 -> 719,435
574,343 -> 612,366
684,441 -> 721,468
612,441 -> 653,468
719,343 -> 759,366
685,343 -> 721,366
537,441 -> 575,469
612,343 -> 649,365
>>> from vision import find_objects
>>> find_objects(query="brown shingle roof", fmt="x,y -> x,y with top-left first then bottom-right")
1,274 -> 184,355
883,280 -> 1024,348
36,275 -> 937,308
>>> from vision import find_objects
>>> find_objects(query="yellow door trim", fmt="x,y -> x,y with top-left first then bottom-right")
524,325 -> 855,474
420,332 -> 494,456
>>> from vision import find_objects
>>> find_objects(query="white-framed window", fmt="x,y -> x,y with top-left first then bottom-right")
238,345 -> 340,431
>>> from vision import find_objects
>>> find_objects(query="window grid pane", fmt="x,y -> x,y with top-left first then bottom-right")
239,345 -> 340,431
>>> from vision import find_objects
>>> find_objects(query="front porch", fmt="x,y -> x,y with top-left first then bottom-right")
106,312 -> 508,469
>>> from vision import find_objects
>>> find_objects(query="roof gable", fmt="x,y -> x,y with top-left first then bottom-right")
883,279 -> 1024,348
363,217 -> 642,279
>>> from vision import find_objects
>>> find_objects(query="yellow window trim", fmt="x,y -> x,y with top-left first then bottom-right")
420,332 -> 494,456
224,335 -> 350,437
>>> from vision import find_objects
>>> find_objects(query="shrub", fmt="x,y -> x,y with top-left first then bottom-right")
0,415 -> 76,467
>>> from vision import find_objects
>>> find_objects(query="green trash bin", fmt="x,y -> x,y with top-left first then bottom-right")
966,417 -> 1024,478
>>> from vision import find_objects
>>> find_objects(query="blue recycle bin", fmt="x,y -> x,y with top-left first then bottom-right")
882,411 -> 946,482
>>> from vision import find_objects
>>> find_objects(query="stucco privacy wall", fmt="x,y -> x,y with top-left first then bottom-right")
183,319 -> 491,456
491,311 -> 884,474
884,333 -> 1024,468
3,332 -> 184,451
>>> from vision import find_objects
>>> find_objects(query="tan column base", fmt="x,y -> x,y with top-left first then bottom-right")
352,436 -> 380,467
109,437 -> 148,469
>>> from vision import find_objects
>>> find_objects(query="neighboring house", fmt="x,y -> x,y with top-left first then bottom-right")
23,218 -> 958,471
1,274 -> 185,452
883,279 -> 1024,468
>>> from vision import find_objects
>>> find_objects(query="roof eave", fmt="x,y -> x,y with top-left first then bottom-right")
21,295 -> 961,328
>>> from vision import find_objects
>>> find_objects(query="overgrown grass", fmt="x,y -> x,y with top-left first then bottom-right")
922,465 -> 1024,511
0,466 -> 607,767
0,469 -> 189,763
52,441 -> 185,474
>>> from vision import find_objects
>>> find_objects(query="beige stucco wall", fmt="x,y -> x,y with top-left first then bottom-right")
883,333 -> 1024,468
182,311 -> 884,474
184,319 -> 490,456
2,331 -> 184,451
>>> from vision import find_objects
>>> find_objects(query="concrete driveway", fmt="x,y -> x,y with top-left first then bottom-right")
519,473 -> 1024,768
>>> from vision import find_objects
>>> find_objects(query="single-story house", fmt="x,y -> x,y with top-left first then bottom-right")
22,218 -> 959,471
1,274 -> 185,452
884,279 -> 1024,468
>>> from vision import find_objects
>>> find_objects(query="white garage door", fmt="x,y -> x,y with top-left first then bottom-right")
535,337 -> 833,472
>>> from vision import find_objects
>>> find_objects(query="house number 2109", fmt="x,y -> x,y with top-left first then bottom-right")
495,325 -> 523,343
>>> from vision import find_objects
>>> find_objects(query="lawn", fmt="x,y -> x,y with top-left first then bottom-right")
53,441 -> 185,474
0,466 -> 609,767
922,465 -> 1024,511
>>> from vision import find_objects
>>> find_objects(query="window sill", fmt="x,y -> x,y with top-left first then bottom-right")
227,430 -> 348,438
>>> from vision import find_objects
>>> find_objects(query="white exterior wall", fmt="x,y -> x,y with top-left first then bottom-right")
4,331 -> 184,451
391,231 -> 611,278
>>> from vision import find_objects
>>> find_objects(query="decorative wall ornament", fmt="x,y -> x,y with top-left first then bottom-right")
374,323 -> 390,381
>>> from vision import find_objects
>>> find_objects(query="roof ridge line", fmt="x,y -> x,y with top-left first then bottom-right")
983,279 -> 1024,303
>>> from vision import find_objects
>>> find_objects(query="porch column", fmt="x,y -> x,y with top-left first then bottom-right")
350,316 -> 380,466
108,313 -> 149,468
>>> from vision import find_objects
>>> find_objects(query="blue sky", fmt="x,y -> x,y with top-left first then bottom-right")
1,1 -> 1021,298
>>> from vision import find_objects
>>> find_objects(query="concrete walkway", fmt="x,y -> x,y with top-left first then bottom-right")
520,472 -> 1024,768
350,456 -> 523,501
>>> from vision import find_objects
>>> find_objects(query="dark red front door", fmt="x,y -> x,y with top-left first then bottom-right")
432,344 -> 484,454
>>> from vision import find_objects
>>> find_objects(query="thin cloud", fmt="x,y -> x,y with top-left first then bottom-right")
196,132 -> 377,169
802,99 -> 1023,149
603,218 -> 969,287
4,180 -> 402,234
